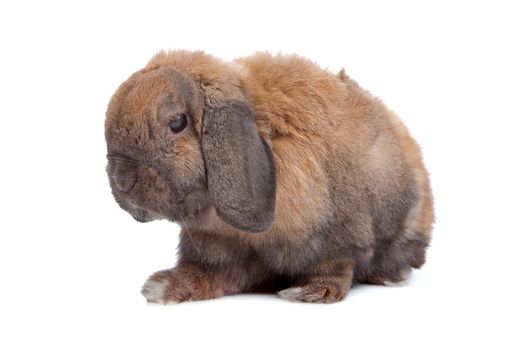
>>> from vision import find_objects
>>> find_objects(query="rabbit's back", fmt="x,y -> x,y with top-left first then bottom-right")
237,53 -> 433,277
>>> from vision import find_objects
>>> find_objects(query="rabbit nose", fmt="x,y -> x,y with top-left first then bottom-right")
107,154 -> 138,193
113,174 -> 137,193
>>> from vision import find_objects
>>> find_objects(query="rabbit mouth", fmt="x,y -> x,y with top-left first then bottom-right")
127,200 -> 164,223
131,208 -> 159,223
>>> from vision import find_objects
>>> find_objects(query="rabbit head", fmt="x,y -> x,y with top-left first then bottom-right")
104,52 -> 276,232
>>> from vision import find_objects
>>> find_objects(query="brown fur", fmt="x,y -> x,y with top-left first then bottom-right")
105,50 -> 434,303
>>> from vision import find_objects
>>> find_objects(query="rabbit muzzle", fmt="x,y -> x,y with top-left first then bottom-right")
106,153 -> 138,194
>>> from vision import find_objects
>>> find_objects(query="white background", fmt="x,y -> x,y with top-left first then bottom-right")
1,1 -> 524,349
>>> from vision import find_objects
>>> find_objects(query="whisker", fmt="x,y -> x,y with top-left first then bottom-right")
106,157 -> 138,163
179,215 -> 202,261
111,170 -> 137,175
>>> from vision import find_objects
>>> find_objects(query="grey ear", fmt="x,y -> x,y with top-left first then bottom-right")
201,100 -> 276,232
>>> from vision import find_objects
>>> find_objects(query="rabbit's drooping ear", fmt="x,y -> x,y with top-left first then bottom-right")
201,100 -> 276,232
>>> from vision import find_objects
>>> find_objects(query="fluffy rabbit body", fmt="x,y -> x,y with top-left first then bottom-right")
105,51 -> 434,303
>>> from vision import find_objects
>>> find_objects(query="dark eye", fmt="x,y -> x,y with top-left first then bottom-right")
169,114 -> 188,133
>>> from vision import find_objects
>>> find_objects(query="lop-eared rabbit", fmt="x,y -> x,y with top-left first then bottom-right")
105,51 -> 434,303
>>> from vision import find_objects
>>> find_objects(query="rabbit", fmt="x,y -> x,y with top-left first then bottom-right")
105,50 -> 434,303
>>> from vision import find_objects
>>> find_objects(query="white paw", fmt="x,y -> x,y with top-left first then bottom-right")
383,268 -> 412,287
141,279 -> 169,303
278,287 -> 304,301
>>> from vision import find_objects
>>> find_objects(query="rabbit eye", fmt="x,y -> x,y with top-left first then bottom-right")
169,114 -> 188,133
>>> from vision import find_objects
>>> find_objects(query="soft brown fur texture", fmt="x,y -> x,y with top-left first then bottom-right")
105,50 -> 434,303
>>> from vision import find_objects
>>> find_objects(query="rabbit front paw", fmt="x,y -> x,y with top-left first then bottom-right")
141,266 -> 220,304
